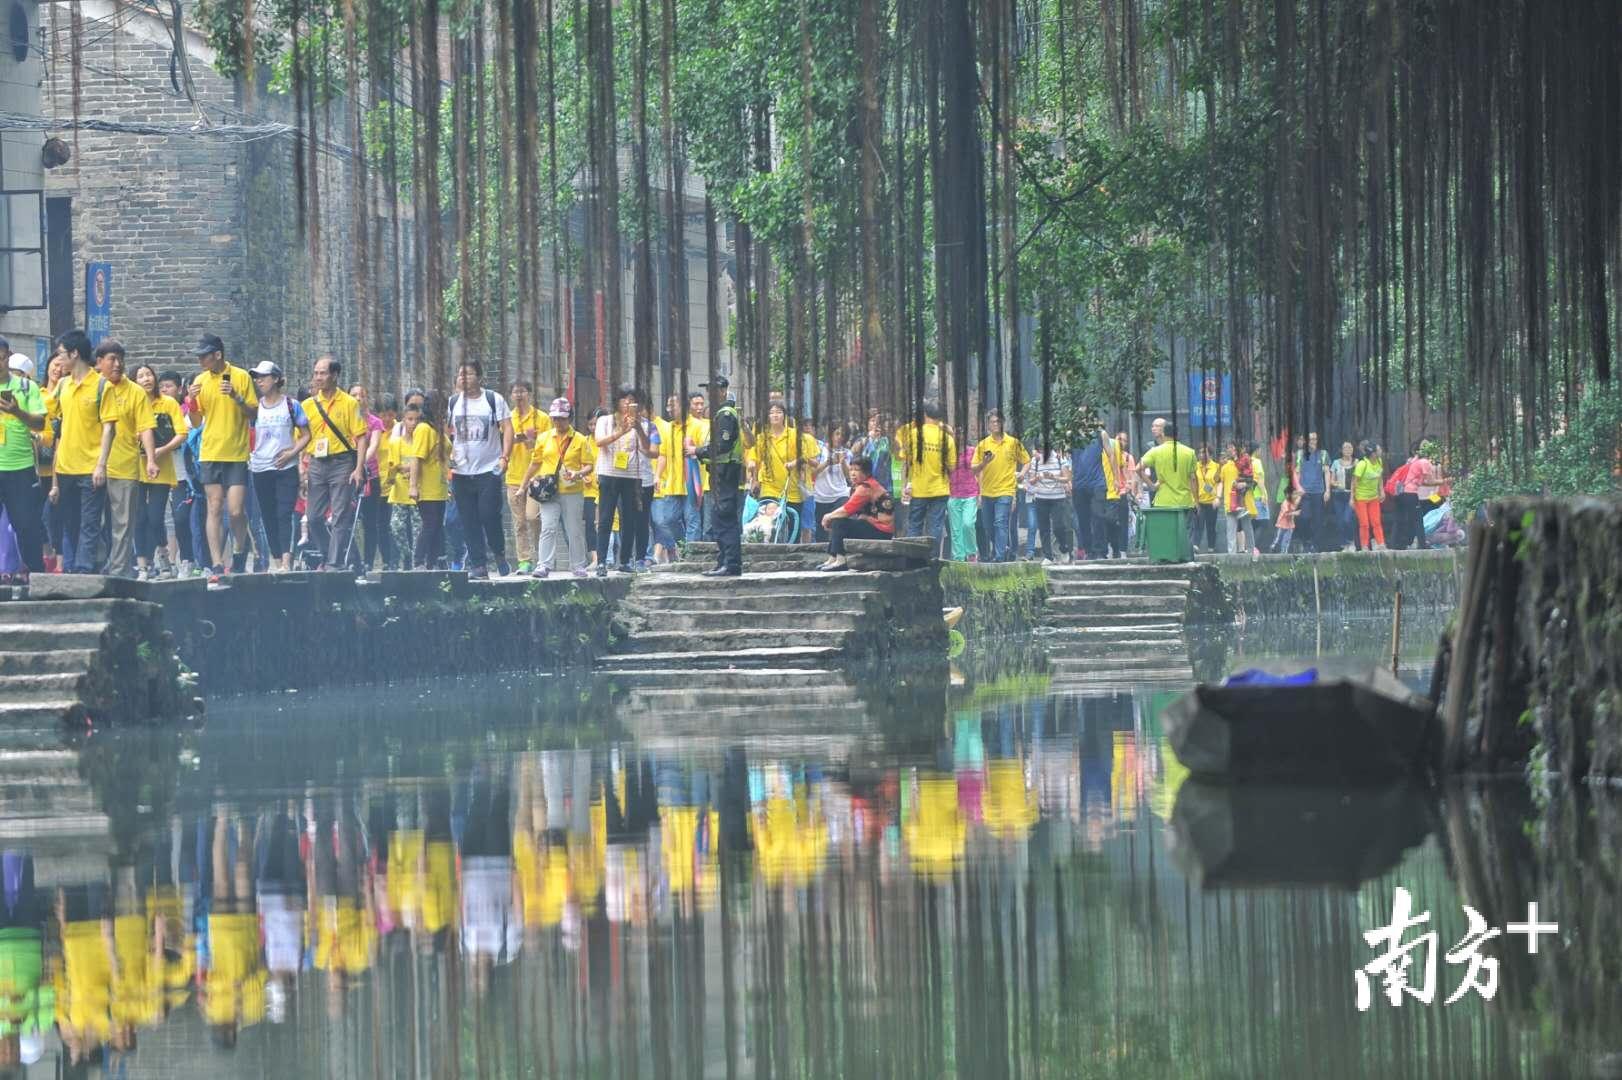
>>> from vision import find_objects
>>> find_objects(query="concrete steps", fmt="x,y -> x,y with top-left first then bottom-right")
628,593 -> 871,614
620,609 -> 865,633
616,628 -> 853,655
0,622 -> 108,651
0,672 -> 89,704
596,646 -> 846,673
1035,562 -> 1195,672
0,649 -> 100,676
593,666 -> 841,689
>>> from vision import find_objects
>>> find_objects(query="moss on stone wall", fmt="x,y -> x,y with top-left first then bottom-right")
160,575 -> 629,696
1200,550 -> 1462,623
939,562 -> 1049,641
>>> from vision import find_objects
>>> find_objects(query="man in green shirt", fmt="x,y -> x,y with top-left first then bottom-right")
0,351 -> 49,576
1137,422 -> 1197,509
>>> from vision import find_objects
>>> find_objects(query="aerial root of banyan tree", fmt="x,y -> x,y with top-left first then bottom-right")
1442,498 -> 1622,780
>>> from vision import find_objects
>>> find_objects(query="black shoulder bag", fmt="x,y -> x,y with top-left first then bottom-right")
528,433 -> 572,503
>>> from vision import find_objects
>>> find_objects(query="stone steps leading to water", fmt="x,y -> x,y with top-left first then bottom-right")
1035,561 -> 1196,677
596,645 -> 847,673
621,608 -> 867,634
615,628 -> 854,655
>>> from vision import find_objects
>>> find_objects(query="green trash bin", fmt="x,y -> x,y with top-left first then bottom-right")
1142,507 -> 1195,564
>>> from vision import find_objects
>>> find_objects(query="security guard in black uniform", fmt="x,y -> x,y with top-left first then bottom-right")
694,373 -> 745,576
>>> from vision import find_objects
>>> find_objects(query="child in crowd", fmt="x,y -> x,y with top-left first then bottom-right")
1271,491 -> 1301,553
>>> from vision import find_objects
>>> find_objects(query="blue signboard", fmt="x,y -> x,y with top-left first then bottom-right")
85,262 -> 112,345
35,336 -> 50,371
1187,371 -> 1232,428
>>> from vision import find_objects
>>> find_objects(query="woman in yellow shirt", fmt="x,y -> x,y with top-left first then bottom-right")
403,391 -> 451,569
522,397 -> 595,576
1193,444 -> 1222,554
131,364 -> 188,579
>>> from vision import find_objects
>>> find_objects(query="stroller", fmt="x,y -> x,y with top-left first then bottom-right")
742,496 -> 801,545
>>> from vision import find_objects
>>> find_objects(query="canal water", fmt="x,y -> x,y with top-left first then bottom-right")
7,627 -> 1616,1078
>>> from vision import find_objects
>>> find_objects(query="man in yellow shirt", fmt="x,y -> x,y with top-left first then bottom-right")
651,394 -> 690,563
45,330 -> 108,573
189,333 -> 258,578
91,342 -> 158,578
970,408 -> 1029,561
301,355 -> 371,570
504,381 -> 542,572
896,401 -> 957,554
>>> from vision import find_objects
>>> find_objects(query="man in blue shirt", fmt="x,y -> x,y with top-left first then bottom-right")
1072,431 -> 1107,560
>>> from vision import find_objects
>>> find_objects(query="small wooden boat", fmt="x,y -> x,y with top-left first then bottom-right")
1164,667 -> 1437,782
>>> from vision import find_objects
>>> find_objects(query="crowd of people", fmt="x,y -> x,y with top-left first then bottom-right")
0,330 -> 1459,587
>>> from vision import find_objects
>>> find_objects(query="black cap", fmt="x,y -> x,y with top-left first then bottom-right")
698,372 -> 730,390
192,334 -> 225,357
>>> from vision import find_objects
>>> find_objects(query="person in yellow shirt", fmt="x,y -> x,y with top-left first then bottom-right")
679,391 -> 710,543
581,413 -> 602,568
895,401 -> 957,553
130,363 -> 187,579
746,402 -> 818,541
505,381 -> 542,572
650,394 -> 688,563
1193,443 -> 1222,553
301,355 -> 371,570
53,887 -> 115,1064
522,396 -> 594,576
403,392 -> 451,569
1219,442 -> 1260,556
45,330 -> 109,573
970,408 -> 1030,561
189,333 -> 258,579
91,342 -> 158,579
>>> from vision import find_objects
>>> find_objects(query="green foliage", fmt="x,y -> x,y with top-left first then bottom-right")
1452,386 -> 1622,518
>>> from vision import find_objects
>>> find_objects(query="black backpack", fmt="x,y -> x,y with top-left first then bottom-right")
153,405 -> 177,447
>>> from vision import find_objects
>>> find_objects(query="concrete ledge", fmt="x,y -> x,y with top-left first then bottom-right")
1194,548 -> 1462,623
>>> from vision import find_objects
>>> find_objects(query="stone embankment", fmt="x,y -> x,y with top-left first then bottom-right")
0,576 -> 194,727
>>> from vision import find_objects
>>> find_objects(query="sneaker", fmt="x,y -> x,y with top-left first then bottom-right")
135,567 -> 150,582
208,566 -> 227,586
530,567 -> 550,579
594,565 -> 608,579
179,560 -> 195,578
572,568 -> 588,578
498,560 -> 513,577
518,561 -> 534,574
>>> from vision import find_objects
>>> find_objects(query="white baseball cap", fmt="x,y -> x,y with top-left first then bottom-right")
7,353 -> 34,378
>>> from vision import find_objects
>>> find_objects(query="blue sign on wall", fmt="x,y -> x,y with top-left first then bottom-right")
1188,372 -> 1232,428
85,262 -> 112,346
35,337 -> 50,371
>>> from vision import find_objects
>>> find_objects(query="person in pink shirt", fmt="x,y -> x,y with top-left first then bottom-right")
948,433 -> 981,561
1396,440 -> 1445,550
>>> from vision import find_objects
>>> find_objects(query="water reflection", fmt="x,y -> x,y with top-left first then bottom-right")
1,675 -> 1616,1077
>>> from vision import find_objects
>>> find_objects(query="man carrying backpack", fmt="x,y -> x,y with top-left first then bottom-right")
447,360 -> 515,580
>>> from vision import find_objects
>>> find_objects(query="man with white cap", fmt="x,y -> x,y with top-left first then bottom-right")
0,350 -> 48,577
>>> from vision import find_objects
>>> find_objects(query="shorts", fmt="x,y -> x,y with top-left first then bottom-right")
199,460 -> 250,488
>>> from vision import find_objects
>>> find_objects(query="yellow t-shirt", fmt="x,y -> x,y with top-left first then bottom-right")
1194,459 -> 1222,506
301,388 -> 370,460
49,371 -> 105,476
687,417 -> 711,491
896,421 -> 957,499
1139,440 -> 1197,509
110,913 -> 162,1029
57,919 -> 113,1044
191,364 -> 258,462
1101,437 -> 1126,499
972,435 -> 1030,498
98,377 -> 156,482
581,455 -> 599,499
532,426 -> 593,495
202,912 -> 266,1027
148,394 -> 188,486
381,427 -> 414,505
506,407 -> 542,486
749,427 -> 818,502
405,422 -> 450,502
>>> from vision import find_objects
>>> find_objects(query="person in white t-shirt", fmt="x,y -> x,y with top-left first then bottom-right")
592,386 -> 653,576
446,360 -> 514,579
247,361 -> 310,571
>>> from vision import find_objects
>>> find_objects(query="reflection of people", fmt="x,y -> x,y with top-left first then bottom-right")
461,771 -> 519,990
199,809 -> 264,1048
1,852 -> 50,1066
256,804 -> 307,1020
54,880 -> 115,1061
311,801 -> 375,1015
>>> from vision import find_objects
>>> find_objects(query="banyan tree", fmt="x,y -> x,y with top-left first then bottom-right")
166,0 -> 1617,476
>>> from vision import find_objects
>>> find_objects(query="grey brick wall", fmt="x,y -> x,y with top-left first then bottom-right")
41,15 -> 361,379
